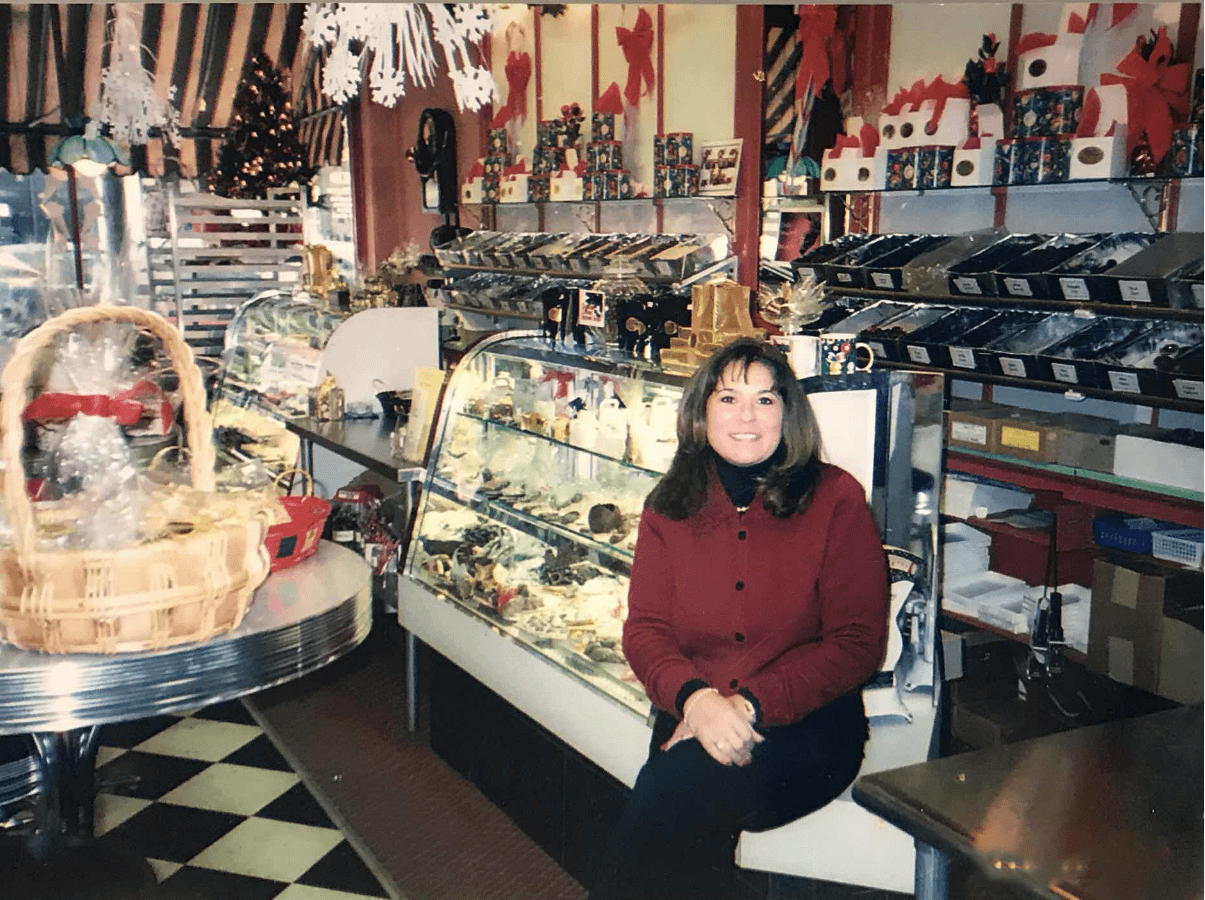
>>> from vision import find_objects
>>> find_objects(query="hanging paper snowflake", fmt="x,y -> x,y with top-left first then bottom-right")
91,6 -> 180,148
303,3 -> 498,112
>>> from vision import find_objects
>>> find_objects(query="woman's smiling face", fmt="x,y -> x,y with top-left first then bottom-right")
705,360 -> 784,466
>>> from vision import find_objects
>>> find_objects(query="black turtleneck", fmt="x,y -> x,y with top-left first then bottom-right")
711,446 -> 781,509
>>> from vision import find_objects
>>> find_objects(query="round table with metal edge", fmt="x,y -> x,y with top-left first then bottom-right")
0,541 -> 373,899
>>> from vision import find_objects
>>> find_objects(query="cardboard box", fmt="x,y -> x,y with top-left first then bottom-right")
992,411 -> 1063,463
1113,425 -> 1205,493
1069,129 -> 1128,180
1055,414 -> 1118,473
946,399 -> 1013,452
1016,36 -> 1084,91
952,142 -> 996,187
1088,557 -> 1203,703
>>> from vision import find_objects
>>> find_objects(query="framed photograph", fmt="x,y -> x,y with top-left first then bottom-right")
699,139 -> 743,196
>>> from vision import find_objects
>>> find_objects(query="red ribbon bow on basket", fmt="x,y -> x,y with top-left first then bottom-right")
1100,27 -> 1190,164
490,51 -> 532,128
23,379 -> 172,432
616,8 -> 655,108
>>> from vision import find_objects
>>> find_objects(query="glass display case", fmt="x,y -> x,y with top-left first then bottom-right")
405,332 -> 688,718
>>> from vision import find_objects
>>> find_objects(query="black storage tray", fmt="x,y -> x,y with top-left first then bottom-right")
946,233 -> 1051,298
1158,344 -> 1204,402
1167,256 -> 1204,310
992,234 -> 1107,300
821,299 -> 918,357
1099,232 -> 1205,308
900,307 -> 1003,369
864,235 -> 954,292
944,309 -> 1051,374
1094,321 -> 1205,399
825,234 -> 919,289
1046,232 -> 1161,303
982,313 -> 1094,380
1032,317 -> 1149,388
792,234 -> 879,283
859,305 -> 955,362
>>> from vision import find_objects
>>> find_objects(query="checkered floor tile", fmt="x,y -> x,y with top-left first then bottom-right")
94,699 -> 391,900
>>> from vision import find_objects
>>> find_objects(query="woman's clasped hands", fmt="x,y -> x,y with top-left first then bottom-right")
661,687 -> 764,766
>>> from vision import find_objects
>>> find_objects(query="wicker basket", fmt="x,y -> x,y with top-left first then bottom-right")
265,469 -> 331,573
0,305 -> 273,654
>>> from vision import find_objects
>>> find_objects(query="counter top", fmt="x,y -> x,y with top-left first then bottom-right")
286,417 -> 426,482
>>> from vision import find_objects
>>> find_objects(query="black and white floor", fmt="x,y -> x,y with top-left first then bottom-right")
93,699 -> 392,900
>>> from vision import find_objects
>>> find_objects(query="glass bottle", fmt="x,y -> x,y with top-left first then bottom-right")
581,262 -> 650,347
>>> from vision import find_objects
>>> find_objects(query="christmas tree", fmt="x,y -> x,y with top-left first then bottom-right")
208,52 -> 315,198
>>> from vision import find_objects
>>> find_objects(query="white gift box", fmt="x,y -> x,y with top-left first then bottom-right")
850,149 -> 887,191
501,173 -> 530,203
976,103 -> 1005,139
919,97 -> 972,147
899,104 -> 928,146
550,172 -> 583,202
879,111 -> 908,149
460,177 -> 484,205
1070,126 -> 1128,180
952,142 -> 996,186
1017,34 -> 1084,90
820,149 -> 863,191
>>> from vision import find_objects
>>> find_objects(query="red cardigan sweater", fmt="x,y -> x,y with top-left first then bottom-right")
622,464 -> 890,727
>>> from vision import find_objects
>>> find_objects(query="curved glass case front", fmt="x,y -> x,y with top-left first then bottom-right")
405,333 -> 686,717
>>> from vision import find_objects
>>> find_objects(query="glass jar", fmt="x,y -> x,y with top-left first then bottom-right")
579,263 -> 651,346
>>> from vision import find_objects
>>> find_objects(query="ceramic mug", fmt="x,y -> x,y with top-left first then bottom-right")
771,335 -> 821,378
819,332 -> 874,375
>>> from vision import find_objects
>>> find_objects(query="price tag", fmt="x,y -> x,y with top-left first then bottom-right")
951,421 -> 988,446
953,276 -> 982,295
1003,277 -> 1033,297
949,347 -> 977,369
1107,370 -> 1141,393
1118,280 -> 1152,303
998,357 -> 1028,378
1050,362 -> 1079,384
797,267 -> 816,281
871,272 -> 895,289
1173,379 -> 1204,400
1000,425 -> 1041,453
867,341 -> 887,358
837,271 -> 854,283
1060,277 -> 1090,301
907,345 -> 931,364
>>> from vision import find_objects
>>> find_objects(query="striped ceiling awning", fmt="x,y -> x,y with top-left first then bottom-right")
0,3 -> 344,179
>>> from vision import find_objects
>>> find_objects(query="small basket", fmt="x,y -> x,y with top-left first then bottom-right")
1151,528 -> 1204,569
0,304 -> 274,654
265,469 -> 331,573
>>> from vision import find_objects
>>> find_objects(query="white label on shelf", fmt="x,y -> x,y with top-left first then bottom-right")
1050,362 -> 1079,384
1108,370 -> 1141,393
797,266 -> 816,281
871,272 -> 895,289
1194,284 -> 1203,304
907,345 -> 931,364
867,341 -> 887,358
333,530 -> 356,543
999,357 -> 1028,378
953,276 -> 982,295
1004,277 -> 1033,297
1119,280 -> 1152,303
951,421 -> 989,446
1173,378 -> 1204,400
1060,277 -> 1091,301
949,347 -> 977,369
837,271 -> 854,283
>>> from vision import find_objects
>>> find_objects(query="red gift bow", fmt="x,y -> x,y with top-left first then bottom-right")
23,379 -> 172,433
616,8 -> 655,108
490,51 -> 532,128
596,81 -> 624,116
795,5 -> 846,100
1100,26 -> 1191,164
919,75 -> 970,135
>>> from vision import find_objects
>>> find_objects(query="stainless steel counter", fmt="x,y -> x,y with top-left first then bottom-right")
852,703 -> 1203,900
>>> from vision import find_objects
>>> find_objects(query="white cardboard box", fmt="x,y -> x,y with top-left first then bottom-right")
1113,432 -> 1204,493
1070,127 -> 1128,180
1017,34 -> 1084,90
952,143 -> 996,186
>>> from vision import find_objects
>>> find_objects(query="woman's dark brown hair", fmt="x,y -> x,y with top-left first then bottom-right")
647,338 -> 823,520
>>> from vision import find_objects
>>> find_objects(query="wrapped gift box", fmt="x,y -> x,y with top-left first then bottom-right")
886,147 -> 919,190
533,146 -> 567,175
527,174 -> 551,203
592,112 -> 615,141
953,141 -> 997,186
1013,85 -> 1084,137
584,171 -> 605,201
587,140 -> 623,172
1168,126 -> 1203,177
1016,34 -> 1083,90
916,145 -> 955,188
653,164 -> 670,198
1011,135 -> 1072,185
460,177 -> 484,205
481,176 -> 500,204
537,120 -> 559,148
487,127 -> 508,155
664,132 -> 694,165
604,169 -> 633,200
669,164 -> 698,197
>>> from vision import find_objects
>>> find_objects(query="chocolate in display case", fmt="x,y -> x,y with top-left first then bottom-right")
992,233 -> 1108,299
945,233 -> 1052,297
853,304 -> 955,362
405,334 -> 691,717
1168,257 -> 1205,310
823,234 -> 921,289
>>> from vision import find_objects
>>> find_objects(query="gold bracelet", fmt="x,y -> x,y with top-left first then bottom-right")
682,686 -> 719,722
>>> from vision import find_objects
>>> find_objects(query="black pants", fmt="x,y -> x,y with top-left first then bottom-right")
590,693 -> 868,900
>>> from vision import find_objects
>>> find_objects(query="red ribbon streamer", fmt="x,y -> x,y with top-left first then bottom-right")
859,122 -> 880,158
1100,27 -> 1191,164
503,159 -> 529,177
795,5 -> 843,100
1014,32 -> 1058,59
919,75 -> 971,135
616,8 -> 655,108
490,51 -> 532,128
23,379 -> 172,432
883,79 -> 926,116
828,134 -> 861,157
596,82 -> 625,116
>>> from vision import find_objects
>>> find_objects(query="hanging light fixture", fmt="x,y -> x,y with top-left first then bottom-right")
48,122 -> 131,178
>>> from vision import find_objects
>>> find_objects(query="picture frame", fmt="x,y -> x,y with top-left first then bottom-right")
699,139 -> 743,196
